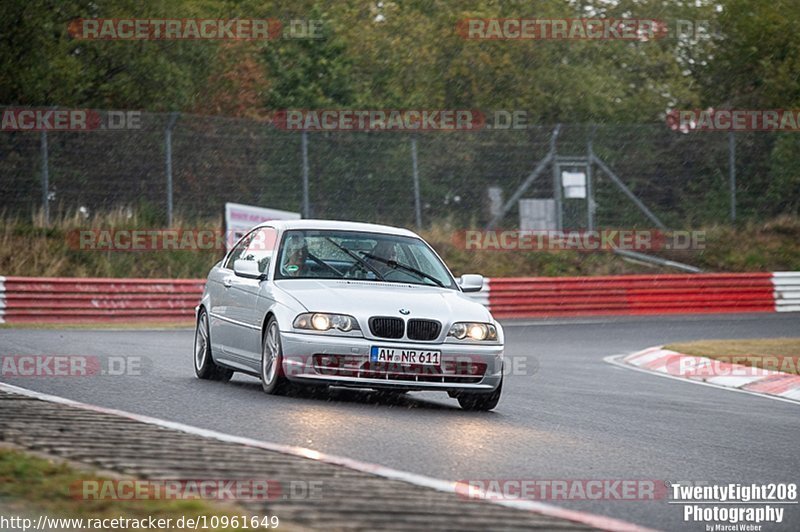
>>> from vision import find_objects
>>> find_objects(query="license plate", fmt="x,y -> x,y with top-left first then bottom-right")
370,346 -> 441,366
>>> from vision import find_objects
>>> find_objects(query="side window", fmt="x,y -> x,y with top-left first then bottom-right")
241,227 -> 278,274
223,230 -> 257,270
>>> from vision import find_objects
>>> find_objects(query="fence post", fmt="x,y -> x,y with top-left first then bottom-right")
586,126 -> 596,231
729,131 -> 736,223
40,130 -> 49,225
552,123 -> 563,230
301,131 -> 310,218
411,135 -> 422,229
165,112 -> 179,227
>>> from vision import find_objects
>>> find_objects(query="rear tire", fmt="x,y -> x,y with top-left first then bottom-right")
194,309 -> 233,382
456,378 -> 502,411
261,317 -> 289,395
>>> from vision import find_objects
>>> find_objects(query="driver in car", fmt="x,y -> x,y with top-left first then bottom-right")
365,240 -> 399,276
282,236 -> 310,277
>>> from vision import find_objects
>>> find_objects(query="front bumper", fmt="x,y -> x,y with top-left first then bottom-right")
280,330 -> 503,392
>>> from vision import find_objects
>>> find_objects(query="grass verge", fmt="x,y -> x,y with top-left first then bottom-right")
664,338 -> 800,375
1,210 -> 799,278
0,447 -> 267,531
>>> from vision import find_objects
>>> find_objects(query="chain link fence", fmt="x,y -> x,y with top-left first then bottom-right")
1,109 -> 797,229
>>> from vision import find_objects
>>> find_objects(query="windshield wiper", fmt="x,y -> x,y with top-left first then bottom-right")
324,238 -> 386,280
357,251 -> 444,287
307,251 -> 345,277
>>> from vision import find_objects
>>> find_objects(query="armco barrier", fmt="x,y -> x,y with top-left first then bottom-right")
0,276 -> 204,324
0,273 -> 796,324
773,272 -> 800,313
482,273 -> 787,319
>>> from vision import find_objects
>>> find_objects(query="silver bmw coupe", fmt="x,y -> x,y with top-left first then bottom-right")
194,219 -> 504,410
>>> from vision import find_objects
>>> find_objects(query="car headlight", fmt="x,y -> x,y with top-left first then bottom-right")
448,322 -> 498,341
293,312 -> 360,333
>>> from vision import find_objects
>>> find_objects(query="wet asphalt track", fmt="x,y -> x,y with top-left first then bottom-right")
1,313 -> 799,531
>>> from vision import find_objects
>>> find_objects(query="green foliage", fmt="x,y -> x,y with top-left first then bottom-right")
699,0 -> 800,109
1,0 -> 798,227
263,7 -> 355,108
0,0 -> 219,110
765,136 -> 800,216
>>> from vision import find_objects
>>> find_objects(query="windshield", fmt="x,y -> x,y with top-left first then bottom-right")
275,230 -> 456,289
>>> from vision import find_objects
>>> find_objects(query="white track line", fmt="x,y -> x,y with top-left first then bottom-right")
604,354 -> 800,406
0,381 -> 653,532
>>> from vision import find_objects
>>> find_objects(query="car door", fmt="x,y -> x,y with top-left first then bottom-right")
224,226 -> 279,368
209,228 -> 259,362
205,260 -> 231,355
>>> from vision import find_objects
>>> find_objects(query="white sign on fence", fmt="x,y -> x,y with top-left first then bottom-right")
224,202 -> 300,250
519,199 -> 557,230
562,171 -> 587,199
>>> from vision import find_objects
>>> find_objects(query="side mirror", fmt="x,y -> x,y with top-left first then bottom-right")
459,274 -> 484,293
233,259 -> 264,280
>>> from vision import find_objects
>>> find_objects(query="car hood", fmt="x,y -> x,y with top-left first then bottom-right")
273,279 -> 492,323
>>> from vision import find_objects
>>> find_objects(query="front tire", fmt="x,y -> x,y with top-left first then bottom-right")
456,378 -> 502,411
194,309 -> 233,382
261,317 -> 289,395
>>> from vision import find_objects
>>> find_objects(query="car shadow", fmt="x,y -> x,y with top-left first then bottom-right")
223,376 -> 472,412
